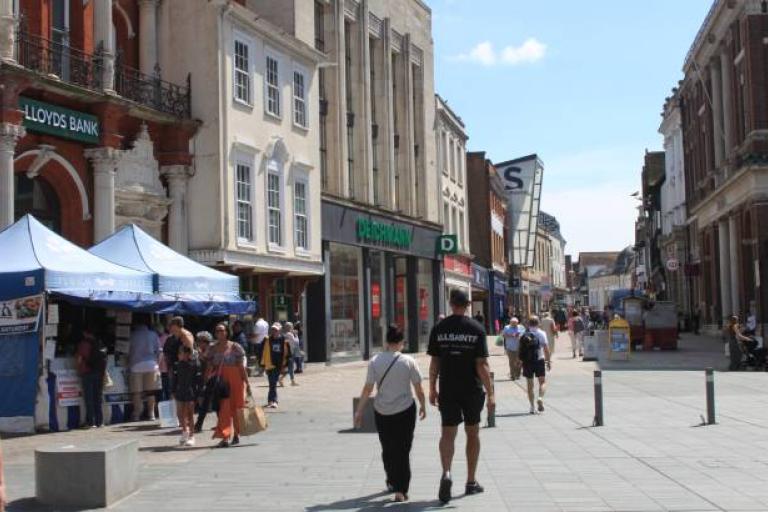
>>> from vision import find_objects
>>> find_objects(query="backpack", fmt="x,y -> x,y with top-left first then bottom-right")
518,331 -> 540,364
573,317 -> 585,333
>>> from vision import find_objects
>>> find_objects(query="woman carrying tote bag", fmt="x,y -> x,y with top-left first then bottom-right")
354,325 -> 426,503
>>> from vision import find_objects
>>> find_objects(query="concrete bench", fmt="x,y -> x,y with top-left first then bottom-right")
35,439 -> 139,508
353,397 -> 377,433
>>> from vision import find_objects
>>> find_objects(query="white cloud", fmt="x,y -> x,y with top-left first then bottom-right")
500,38 -> 547,65
453,38 -> 547,66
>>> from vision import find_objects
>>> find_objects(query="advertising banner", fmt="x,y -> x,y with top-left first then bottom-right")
56,369 -> 83,407
0,294 -> 43,336
495,155 -> 544,268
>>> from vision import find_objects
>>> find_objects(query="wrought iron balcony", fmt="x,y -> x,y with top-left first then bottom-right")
15,28 -> 191,119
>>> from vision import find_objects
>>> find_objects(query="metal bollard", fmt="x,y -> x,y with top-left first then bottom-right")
593,370 -> 603,427
487,371 -> 496,428
705,367 -> 716,425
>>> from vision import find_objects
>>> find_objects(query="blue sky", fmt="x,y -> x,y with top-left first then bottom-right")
431,0 -> 710,256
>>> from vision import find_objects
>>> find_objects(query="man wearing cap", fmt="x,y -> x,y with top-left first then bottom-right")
428,290 -> 494,504
259,323 -> 291,408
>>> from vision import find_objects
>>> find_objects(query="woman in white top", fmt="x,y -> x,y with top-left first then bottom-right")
354,325 -> 426,503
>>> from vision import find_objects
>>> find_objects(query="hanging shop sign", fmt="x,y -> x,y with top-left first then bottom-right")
436,235 -> 458,254
356,218 -> 412,249
0,294 -> 43,336
20,97 -> 100,144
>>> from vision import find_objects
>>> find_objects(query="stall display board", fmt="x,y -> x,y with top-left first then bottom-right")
55,369 -> 83,407
608,318 -> 631,361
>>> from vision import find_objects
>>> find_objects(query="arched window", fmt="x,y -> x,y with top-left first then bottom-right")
15,175 -> 61,233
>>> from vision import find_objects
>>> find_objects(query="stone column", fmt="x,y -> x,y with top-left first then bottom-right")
161,165 -> 190,254
94,0 -> 115,92
728,215 -> 740,315
0,123 -> 25,229
710,60 -> 724,168
138,0 -> 159,76
0,0 -> 17,63
718,218 -> 732,318
720,45 -> 734,161
85,147 -> 123,242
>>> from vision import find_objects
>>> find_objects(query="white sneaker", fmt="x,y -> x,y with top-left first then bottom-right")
148,414 -> 156,422
537,398 -> 545,412
179,432 -> 188,445
185,436 -> 195,447
529,405 -> 535,415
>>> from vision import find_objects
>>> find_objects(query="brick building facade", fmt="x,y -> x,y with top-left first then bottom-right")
680,0 -> 768,332
0,0 -> 195,249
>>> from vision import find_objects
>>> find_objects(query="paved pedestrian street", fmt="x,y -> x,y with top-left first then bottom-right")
6,333 -> 768,512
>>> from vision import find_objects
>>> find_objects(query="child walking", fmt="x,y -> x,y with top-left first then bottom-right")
173,345 -> 202,447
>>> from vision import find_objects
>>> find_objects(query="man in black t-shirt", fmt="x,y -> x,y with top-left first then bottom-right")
428,290 -> 494,504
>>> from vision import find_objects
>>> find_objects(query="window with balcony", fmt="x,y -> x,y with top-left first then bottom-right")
50,0 -> 70,80
234,39 -> 251,105
266,55 -> 280,117
293,69 -> 307,128
235,162 -> 253,241
294,181 -> 309,250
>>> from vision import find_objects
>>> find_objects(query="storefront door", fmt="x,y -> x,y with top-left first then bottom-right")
328,243 -> 362,357
394,257 -> 409,342
369,251 -> 387,353
416,259 -> 434,350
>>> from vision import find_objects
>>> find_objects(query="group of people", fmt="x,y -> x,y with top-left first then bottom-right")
73,313 -> 305,447
353,295 -> 602,504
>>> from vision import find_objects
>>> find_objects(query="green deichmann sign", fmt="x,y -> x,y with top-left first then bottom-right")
356,218 -> 412,249
20,97 -> 100,144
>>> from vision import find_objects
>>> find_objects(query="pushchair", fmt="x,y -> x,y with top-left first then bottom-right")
738,335 -> 767,371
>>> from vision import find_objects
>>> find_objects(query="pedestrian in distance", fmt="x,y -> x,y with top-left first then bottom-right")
128,314 -> 161,422
75,328 -> 107,428
210,323 -> 251,448
519,316 -> 552,414
569,310 -> 586,358
251,316 -> 270,374
260,323 -> 291,408
354,324 -> 427,503
232,320 -> 248,351
502,317 -> 524,380
164,316 -> 195,394
725,315 -> 753,371
541,311 -> 559,355
173,345 -> 202,446
282,322 -> 301,386
193,331 -> 214,433
428,289 -> 495,505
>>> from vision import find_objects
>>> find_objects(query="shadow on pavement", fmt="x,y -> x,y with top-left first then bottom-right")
7,497 -> 80,512
305,491 -> 455,511
337,428 -> 375,434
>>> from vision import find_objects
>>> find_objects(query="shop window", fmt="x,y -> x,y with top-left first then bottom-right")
417,259 -> 434,350
329,243 -> 362,356
234,37 -> 251,105
50,0 -> 70,80
14,175 -> 61,233
266,54 -> 281,117
369,251 -> 387,352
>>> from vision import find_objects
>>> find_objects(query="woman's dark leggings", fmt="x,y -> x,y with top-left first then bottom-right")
374,402 -> 417,495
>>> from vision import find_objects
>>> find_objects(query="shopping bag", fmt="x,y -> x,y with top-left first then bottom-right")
158,399 -> 179,428
237,400 -> 268,436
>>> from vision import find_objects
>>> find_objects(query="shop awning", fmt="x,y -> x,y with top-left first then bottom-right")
89,224 -> 255,315
0,215 -> 154,298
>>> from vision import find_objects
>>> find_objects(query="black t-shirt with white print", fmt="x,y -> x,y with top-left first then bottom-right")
427,314 -> 488,396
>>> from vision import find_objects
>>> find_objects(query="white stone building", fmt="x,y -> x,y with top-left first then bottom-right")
435,94 -> 471,312
658,88 -> 690,321
160,0 -> 325,321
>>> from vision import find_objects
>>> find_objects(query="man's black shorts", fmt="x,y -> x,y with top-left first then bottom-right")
523,360 -> 546,379
438,391 -> 485,427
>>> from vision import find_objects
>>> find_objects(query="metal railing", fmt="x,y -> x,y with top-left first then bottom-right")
15,28 -> 191,119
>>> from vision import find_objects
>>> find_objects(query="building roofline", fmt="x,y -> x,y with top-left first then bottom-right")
495,153 -> 541,167
435,93 -> 466,130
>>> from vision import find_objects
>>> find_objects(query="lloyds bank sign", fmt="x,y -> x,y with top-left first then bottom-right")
20,97 -> 100,144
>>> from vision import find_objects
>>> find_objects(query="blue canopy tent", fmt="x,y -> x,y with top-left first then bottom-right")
89,224 -> 255,316
0,215 -> 155,432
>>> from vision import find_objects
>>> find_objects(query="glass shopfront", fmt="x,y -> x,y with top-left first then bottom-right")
328,243 -> 362,356
369,250 -> 387,352
417,259 -> 434,350
394,257 -> 409,341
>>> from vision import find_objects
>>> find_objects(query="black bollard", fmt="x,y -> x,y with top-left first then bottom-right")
593,370 -> 603,427
705,367 -> 716,425
487,371 -> 496,428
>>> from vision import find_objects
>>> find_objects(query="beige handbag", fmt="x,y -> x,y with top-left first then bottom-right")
237,397 -> 268,436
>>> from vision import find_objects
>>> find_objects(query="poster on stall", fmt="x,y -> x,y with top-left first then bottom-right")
0,294 -> 43,336
56,369 -> 83,407
103,362 -> 131,404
